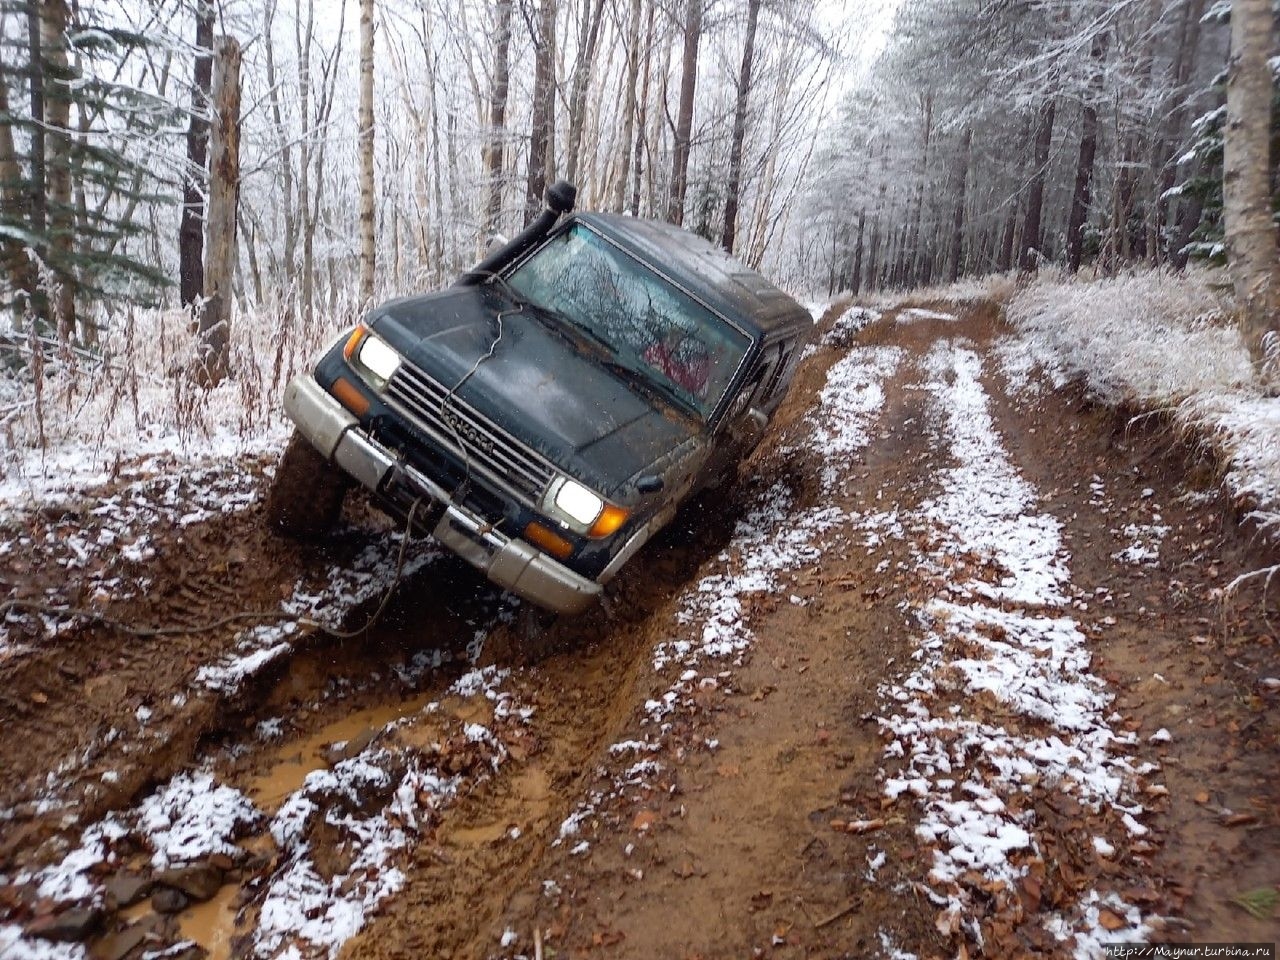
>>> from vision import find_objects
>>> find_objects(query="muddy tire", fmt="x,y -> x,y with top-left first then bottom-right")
266,431 -> 351,539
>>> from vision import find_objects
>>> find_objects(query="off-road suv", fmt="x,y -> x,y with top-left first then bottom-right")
268,182 -> 811,614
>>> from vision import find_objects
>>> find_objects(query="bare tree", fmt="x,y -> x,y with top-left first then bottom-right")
1223,0 -> 1279,367
198,36 -> 241,387
359,0 -> 376,304
42,0 -> 77,338
525,0 -> 558,223
482,0 -> 514,237
721,0 -> 761,254
668,0 -> 702,225
180,0 -> 215,308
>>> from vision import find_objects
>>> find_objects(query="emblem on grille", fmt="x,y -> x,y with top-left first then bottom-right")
441,406 -> 496,455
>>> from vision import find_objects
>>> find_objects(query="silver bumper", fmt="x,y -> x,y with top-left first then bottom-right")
283,374 -> 602,615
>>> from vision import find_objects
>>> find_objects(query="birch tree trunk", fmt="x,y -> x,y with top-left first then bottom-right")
1223,0 -> 1279,367
198,37 -> 241,387
180,0 -> 214,308
720,0 -> 761,254
482,0 -> 513,236
668,0 -> 702,225
359,0 -> 376,305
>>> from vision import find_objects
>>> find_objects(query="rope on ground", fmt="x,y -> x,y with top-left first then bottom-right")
0,498 -> 427,642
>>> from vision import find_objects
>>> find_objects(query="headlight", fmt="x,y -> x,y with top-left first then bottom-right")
543,477 -> 630,539
554,478 -> 603,526
357,333 -> 401,383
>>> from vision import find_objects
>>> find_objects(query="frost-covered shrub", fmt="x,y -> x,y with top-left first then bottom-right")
1006,267 -> 1250,406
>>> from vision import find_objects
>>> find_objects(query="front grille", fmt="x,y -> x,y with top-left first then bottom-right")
385,363 -> 556,504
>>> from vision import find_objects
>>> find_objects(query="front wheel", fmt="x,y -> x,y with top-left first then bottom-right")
266,431 -> 351,538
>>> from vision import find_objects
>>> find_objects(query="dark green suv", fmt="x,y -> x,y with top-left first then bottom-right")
268,182 -> 811,614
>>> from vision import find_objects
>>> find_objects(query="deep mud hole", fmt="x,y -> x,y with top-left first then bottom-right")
2,300 -> 1278,959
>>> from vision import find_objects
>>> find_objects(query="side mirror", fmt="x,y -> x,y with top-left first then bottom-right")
636,475 -> 665,494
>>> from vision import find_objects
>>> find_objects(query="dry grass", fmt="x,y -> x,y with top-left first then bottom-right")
0,296 -> 362,501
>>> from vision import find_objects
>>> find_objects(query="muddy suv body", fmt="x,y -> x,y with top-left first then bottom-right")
270,183 -> 811,614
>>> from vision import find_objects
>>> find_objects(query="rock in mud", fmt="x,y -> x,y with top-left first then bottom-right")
151,887 -> 190,914
27,905 -> 104,941
103,872 -> 152,910
91,912 -> 165,960
155,862 -> 224,901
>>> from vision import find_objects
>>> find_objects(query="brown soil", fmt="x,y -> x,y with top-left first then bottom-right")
1,298 -> 1276,958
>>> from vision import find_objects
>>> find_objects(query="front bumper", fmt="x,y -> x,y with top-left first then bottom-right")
283,373 -> 603,615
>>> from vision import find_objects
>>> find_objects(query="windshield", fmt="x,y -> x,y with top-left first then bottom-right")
504,223 -> 751,420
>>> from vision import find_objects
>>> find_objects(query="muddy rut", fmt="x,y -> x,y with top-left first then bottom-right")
2,300 -> 1278,959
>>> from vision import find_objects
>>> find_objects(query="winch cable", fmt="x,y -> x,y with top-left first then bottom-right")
438,273 -> 529,502
0,497 -> 427,642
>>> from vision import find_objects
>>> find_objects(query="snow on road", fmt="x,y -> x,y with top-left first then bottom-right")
874,341 -> 1154,954
555,340 -> 904,875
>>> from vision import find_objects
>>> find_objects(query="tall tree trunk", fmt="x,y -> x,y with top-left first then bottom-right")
180,0 -> 214,307
482,0 -> 513,236
42,0 -> 77,339
997,202 -> 1017,272
720,0 -> 761,254
948,127 -> 971,283
296,0 -> 315,321
1019,99 -> 1055,272
0,68 -> 35,314
1224,0 -> 1280,367
1067,35 -> 1105,273
907,91 -> 933,282
263,0 -> 296,298
1152,0 -> 1204,265
630,0 -> 656,216
198,37 -> 241,387
612,0 -> 643,212
668,0 -> 702,225
524,0 -> 557,223
358,0 -> 376,304
1066,102 -> 1099,272
851,209 -> 865,295
564,0 -> 607,186
26,3 -> 46,253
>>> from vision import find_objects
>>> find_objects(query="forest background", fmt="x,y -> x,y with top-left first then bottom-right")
0,0 -> 1276,382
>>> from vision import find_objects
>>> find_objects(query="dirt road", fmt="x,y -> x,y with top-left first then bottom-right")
1,300 -> 1277,959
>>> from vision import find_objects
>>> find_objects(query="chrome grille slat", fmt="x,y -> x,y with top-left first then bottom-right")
386,365 -> 556,503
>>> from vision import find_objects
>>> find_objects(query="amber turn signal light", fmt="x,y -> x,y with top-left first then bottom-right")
343,325 -> 367,361
524,521 -> 575,559
330,376 -> 370,416
588,504 -> 629,539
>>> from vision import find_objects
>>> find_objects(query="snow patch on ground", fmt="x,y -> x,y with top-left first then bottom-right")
876,340 -> 1154,952
195,536 -> 442,693
251,664 -> 523,958
14,773 -> 260,912
897,307 -> 956,323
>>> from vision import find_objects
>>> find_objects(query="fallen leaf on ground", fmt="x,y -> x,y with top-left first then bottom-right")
1098,909 -> 1126,931
631,810 -> 658,832
1221,813 -> 1258,828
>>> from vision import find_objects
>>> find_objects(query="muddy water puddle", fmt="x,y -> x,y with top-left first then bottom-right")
245,691 -> 437,810
171,688 -> 451,960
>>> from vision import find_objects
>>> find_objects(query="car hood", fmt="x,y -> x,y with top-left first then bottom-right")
368,287 -> 702,497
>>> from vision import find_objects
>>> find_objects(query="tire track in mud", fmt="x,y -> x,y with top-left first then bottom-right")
4,300 -> 1277,960
0,445 -> 754,959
